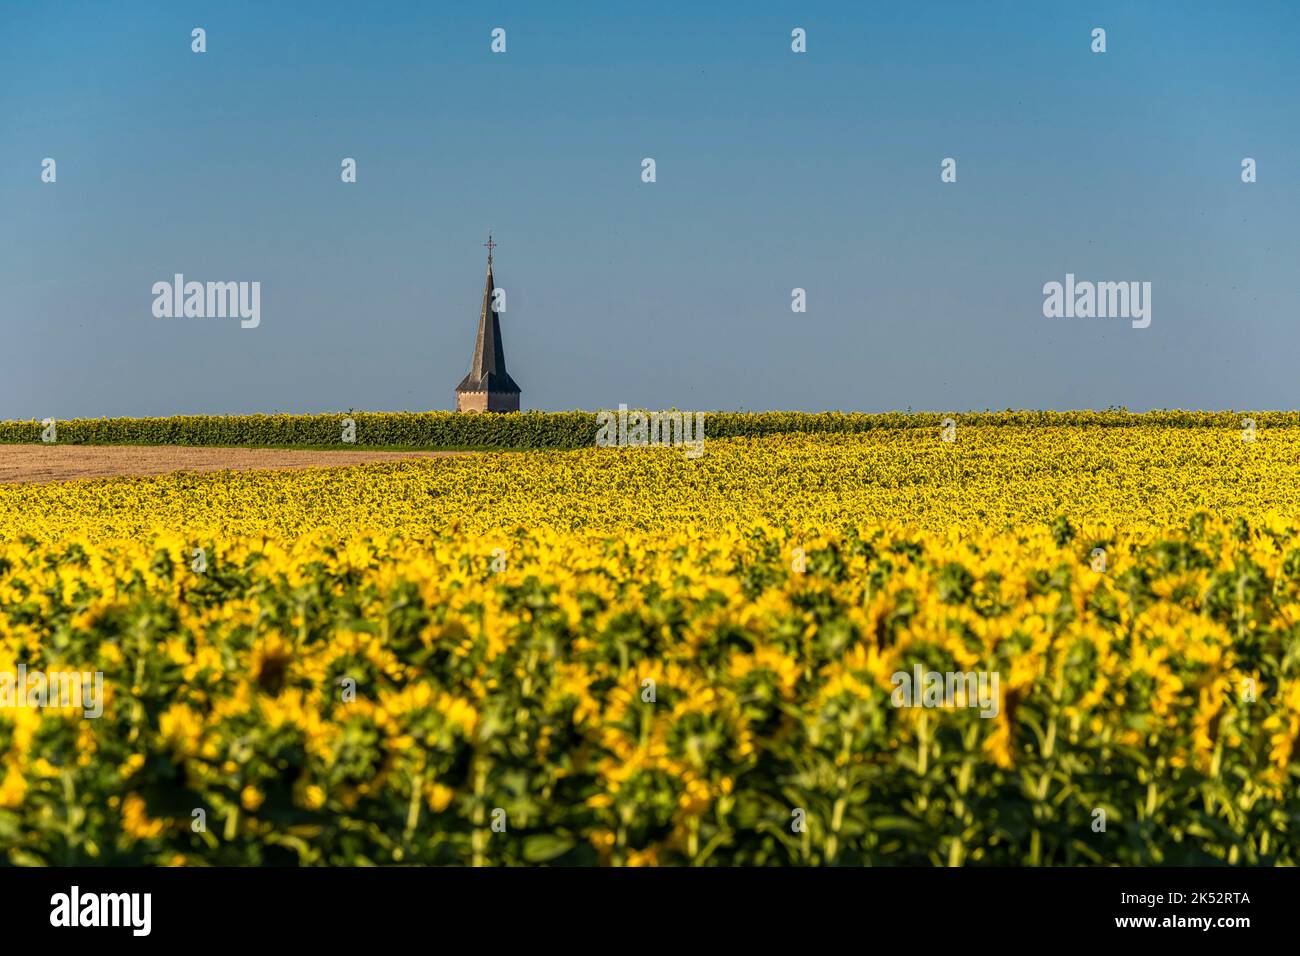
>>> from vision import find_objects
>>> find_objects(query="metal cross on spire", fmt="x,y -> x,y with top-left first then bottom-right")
484,233 -> 497,265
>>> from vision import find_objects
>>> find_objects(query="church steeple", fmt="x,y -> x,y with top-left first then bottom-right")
456,234 -> 521,412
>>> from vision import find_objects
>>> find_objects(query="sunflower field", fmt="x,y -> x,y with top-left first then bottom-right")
2,421 -> 1300,865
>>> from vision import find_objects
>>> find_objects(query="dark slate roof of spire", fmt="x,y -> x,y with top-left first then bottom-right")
456,255 -> 520,394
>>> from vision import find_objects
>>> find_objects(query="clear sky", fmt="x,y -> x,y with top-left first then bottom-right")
2,0 -> 1297,417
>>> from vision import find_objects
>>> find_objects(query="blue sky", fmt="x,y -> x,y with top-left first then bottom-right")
1,0 -> 1297,416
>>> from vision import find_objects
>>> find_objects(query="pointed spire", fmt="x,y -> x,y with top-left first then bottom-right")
456,234 -> 520,397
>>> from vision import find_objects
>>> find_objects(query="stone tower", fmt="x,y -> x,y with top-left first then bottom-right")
455,235 -> 521,412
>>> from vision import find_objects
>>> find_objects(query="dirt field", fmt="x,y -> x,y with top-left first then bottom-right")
0,444 -> 470,485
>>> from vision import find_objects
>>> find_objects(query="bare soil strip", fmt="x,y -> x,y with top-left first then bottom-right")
0,445 -> 469,485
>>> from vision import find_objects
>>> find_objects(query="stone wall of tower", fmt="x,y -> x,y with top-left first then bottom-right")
456,391 -> 488,413
455,390 -> 520,413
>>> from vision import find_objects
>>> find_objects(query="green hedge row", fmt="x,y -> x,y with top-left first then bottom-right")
0,409 -> 1295,449
0,411 -> 592,449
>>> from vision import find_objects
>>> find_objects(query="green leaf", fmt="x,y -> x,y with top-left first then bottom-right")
522,834 -> 576,863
